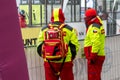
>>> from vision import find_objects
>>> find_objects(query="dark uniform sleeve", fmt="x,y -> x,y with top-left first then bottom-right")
65,25 -> 80,60
37,42 -> 44,56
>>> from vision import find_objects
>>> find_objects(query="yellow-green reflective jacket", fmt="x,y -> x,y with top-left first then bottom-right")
84,19 -> 105,56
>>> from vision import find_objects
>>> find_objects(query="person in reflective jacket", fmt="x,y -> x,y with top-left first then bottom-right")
84,8 -> 106,80
37,8 -> 80,80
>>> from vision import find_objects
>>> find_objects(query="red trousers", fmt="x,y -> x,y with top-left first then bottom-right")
44,61 -> 74,80
87,56 -> 105,80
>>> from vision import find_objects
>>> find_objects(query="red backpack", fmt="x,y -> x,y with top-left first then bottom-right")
42,23 -> 68,61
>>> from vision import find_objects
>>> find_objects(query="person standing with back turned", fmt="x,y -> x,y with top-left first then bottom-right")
37,8 -> 80,80
84,8 -> 106,80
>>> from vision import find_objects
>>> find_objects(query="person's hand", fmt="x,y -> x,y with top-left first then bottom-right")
72,56 -> 75,61
88,53 -> 98,64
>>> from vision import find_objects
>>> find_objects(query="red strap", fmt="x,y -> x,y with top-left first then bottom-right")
59,24 -> 65,30
48,24 -> 53,29
48,23 -> 65,29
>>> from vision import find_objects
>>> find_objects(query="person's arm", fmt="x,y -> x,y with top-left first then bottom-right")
90,25 -> 101,63
69,28 -> 80,60
91,26 -> 101,53
37,29 -> 45,57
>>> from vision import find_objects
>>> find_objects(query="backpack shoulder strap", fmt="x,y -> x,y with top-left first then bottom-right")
48,24 -> 53,29
58,23 -> 65,30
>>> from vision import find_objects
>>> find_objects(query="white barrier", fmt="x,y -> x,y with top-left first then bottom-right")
24,35 -> 120,80
67,20 -> 107,40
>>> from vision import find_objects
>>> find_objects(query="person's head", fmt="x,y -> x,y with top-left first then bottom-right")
85,8 -> 97,18
51,8 -> 65,23
84,8 -> 97,28
19,10 -> 25,17
84,8 -> 97,23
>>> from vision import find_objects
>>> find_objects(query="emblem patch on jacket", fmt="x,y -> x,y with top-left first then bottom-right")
93,30 -> 98,33
101,29 -> 105,34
